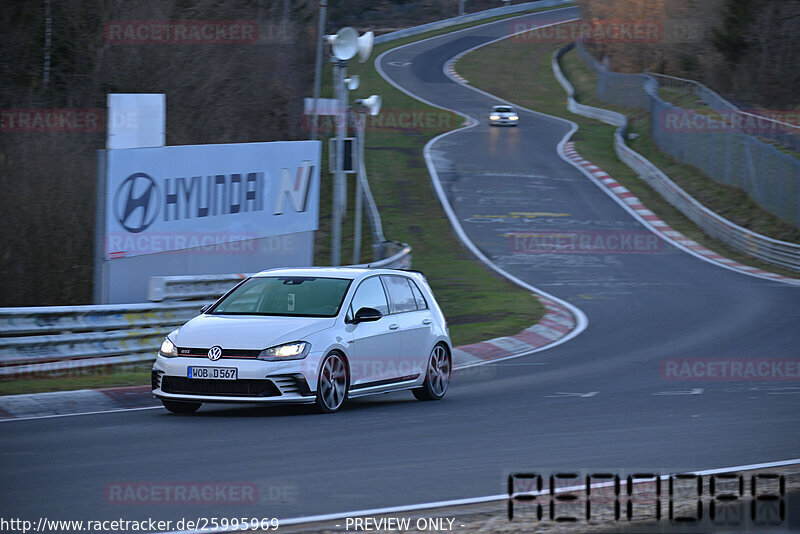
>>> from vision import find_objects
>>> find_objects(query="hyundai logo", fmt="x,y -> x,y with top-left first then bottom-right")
207,346 -> 223,361
114,172 -> 160,233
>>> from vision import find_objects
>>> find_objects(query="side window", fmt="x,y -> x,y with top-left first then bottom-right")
382,275 -> 417,314
409,280 -> 428,310
350,276 -> 389,315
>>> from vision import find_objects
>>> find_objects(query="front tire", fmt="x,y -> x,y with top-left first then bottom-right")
413,344 -> 451,401
315,352 -> 348,413
161,399 -> 202,414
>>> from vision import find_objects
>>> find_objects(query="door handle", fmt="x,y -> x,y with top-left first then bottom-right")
422,319 -> 432,325
389,324 -> 399,330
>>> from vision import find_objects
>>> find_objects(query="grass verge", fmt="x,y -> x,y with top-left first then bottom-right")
456,38 -> 800,278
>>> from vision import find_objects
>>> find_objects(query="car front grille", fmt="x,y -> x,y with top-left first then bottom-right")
161,376 -> 281,397
176,347 -> 261,359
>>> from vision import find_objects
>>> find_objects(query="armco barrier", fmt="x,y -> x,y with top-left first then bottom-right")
1,242 -> 412,378
554,43 -> 800,272
375,0 -> 572,45
0,301 -> 207,378
147,241 -> 412,302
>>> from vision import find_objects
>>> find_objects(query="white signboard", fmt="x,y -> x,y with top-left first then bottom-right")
105,140 -> 320,260
303,97 -> 341,116
107,93 -> 165,149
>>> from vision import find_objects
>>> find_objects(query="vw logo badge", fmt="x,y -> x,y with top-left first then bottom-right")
207,346 -> 223,361
113,172 -> 160,233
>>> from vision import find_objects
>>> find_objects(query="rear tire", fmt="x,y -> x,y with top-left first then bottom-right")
413,344 -> 451,401
161,399 -> 202,414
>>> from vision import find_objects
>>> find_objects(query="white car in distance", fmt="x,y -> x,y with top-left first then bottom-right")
152,268 -> 452,414
489,105 -> 519,126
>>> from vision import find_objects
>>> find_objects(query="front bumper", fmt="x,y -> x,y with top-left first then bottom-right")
152,355 -> 319,404
490,118 -> 518,126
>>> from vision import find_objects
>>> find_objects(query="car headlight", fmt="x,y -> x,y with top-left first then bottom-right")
490,115 -> 500,120
159,337 -> 178,358
509,115 -> 519,120
258,341 -> 310,361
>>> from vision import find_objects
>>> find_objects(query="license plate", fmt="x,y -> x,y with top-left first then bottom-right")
187,366 -> 237,380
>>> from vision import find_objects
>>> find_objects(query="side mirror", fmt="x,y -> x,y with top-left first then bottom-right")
352,307 -> 382,324
200,304 -> 212,314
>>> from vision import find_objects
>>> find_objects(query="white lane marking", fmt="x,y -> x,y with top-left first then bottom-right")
545,391 -> 598,398
653,388 -> 704,396
375,15 -> 589,372
751,386 -> 800,395
155,457 -> 800,533
0,405 -> 162,423
436,17 -> 800,287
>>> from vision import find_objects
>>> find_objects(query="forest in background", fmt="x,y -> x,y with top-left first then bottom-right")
575,0 -> 800,109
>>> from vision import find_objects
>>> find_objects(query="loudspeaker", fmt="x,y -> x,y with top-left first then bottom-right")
357,95 -> 382,116
331,27 -> 358,61
357,31 -> 374,63
345,76 -> 360,91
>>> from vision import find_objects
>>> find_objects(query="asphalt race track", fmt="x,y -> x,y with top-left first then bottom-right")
1,7 -> 799,528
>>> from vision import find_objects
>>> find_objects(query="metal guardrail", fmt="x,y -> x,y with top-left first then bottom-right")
0,301 -> 207,377
148,274 -> 249,303
554,43 -> 800,272
374,0 -> 573,45
1,243 -> 412,377
147,241 -> 412,302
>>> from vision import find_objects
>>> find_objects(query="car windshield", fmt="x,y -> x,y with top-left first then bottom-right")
494,106 -> 512,113
209,276 -> 352,317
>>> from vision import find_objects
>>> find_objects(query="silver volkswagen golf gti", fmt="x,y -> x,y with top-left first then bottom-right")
152,267 -> 452,413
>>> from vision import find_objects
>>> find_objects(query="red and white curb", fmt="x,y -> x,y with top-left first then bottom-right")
445,52 -> 469,84
452,296 -> 574,369
562,142 -> 799,284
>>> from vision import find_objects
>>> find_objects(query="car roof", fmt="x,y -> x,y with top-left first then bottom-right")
252,266 -> 422,281
492,105 -> 513,109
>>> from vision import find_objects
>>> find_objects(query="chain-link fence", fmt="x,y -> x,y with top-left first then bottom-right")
574,42 -> 800,228
650,73 -> 800,154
